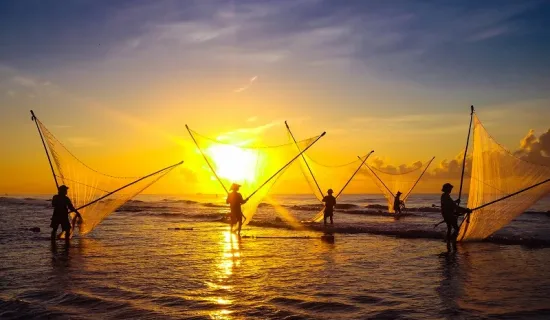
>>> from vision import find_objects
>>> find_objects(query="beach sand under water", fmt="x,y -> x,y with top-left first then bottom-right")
1,194 -> 550,319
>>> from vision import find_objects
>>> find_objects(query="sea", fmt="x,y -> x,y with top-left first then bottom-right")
1,193 -> 550,319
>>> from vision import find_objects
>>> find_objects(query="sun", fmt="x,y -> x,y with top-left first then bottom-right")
206,144 -> 258,185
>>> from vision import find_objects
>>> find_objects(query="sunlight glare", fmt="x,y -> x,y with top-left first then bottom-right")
206,145 -> 258,184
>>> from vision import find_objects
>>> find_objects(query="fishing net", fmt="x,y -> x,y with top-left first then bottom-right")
286,123 -> 373,222
186,126 -> 324,225
299,154 -> 373,222
33,114 -> 182,236
458,114 -> 550,241
365,157 -> 435,213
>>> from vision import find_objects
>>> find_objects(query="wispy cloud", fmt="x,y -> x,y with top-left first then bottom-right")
234,76 -> 258,93
216,116 -> 311,144
468,26 -> 510,42
66,137 -> 102,148
12,76 -> 38,88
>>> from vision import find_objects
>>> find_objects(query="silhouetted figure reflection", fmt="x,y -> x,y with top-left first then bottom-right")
51,185 -> 82,243
322,189 -> 336,226
441,183 -> 471,251
438,251 -> 461,317
226,183 -> 247,236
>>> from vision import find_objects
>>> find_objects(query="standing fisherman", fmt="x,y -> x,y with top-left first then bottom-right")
51,185 -> 82,243
394,191 -> 404,216
226,183 -> 247,236
440,183 -> 471,251
322,189 -> 336,226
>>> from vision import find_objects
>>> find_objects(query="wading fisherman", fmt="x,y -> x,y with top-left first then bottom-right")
51,185 -> 82,242
441,183 -> 471,251
226,183 -> 247,236
394,191 -> 404,216
322,189 -> 336,226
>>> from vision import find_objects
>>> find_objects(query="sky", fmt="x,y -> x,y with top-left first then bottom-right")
1,0 -> 549,195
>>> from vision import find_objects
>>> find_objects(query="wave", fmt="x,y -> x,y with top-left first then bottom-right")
160,199 -> 199,205
0,196 -> 49,207
0,295 -> 68,320
269,297 -> 360,312
240,220 -> 550,248
289,203 -> 360,212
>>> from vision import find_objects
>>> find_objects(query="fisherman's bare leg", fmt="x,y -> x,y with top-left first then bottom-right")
237,220 -> 242,237
451,220 -> 459,250
446,224 -> 452,251
51,226 -> 58,242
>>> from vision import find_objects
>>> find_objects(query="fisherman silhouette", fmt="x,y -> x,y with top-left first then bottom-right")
440,183 -> 471,251
322,189 -> 336,226
51,185 -> 82,243
226,183 -> 247,236
394,191 -> 404,216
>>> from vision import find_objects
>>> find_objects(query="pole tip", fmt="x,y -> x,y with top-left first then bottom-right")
470,105 -> 474,113
320,131 -> 326,136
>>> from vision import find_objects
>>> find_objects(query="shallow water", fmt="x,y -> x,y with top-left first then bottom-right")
1,194 -> 550,319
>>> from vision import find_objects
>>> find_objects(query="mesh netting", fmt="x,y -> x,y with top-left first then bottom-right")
306,155 -> 373,222
187,126 -> 324,225
365,157 -> 435,213
286,123 -> 373,222
35,116 -> 182,236
458,114 -> 550,241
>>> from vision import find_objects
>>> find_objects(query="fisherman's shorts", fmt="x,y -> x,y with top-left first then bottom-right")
443,215 -> 459,229
50,216 -> 71,231
324,211 -> 333,219
230,212 -> 243,224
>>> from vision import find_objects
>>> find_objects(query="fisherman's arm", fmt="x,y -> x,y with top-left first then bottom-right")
67,199 -> 82,218
455,206 -> 472,215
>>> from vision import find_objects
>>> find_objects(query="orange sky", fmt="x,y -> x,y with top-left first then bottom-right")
1,1 -> 550,196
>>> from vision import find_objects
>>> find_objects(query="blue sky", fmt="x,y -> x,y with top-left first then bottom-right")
1,0 -> 549,193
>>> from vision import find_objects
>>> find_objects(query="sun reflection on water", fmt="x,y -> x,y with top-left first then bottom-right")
207,231 -> 241,320
220,231 -> 241,277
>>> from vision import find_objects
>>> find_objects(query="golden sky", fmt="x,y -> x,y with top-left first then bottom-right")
1,1 -> 550,195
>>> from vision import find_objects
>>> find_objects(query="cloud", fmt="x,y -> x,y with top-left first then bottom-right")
12,76 -> 38,87
215,116 -> 312,145
216,120 -> 281,144
430,151 -> 472,179
514,128 -> 550,166
6,90 -> 15,97
247,116 -> 258,122
234,76 -> 258,93
366,156 -> 424,174
468,26 -> 510,42
66,137 -> 102,148
179,167 -> 198,183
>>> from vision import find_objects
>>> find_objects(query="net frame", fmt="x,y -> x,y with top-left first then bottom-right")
364,156 -> 435,213
186,124 -> 326,225
457,112 -> 550,241
31,110 -> 183,236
